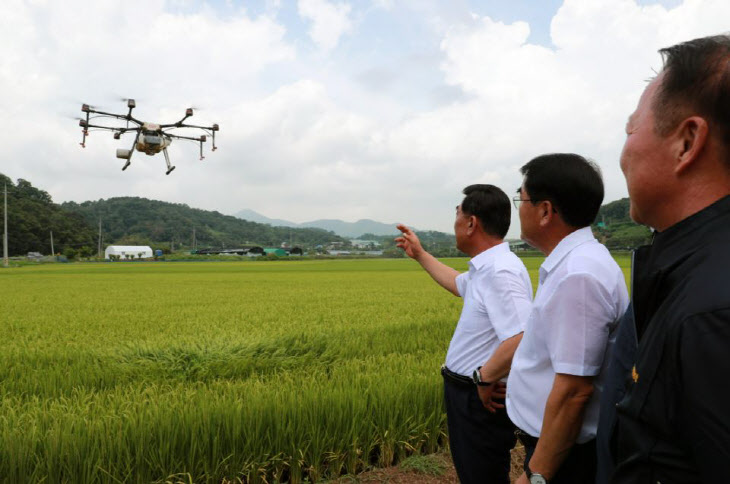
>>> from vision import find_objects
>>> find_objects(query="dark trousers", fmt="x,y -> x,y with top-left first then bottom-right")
519,431 -> 597,484
443,375 -> 516,484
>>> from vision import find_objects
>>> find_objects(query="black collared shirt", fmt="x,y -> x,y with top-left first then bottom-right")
604,195 -> 730,483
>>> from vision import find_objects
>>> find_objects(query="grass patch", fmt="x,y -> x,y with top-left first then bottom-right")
398,454 -> 448,476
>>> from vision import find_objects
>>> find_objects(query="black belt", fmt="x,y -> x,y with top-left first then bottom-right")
440,365 -> 473,386
516,428 -> 539,447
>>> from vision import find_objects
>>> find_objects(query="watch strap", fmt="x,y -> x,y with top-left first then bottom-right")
472,366 -> 493,387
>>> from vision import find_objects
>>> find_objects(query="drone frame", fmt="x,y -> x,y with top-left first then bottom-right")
78,99 -> 219,175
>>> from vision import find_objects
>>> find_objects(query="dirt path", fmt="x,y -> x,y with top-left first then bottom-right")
329,445 -> 526,483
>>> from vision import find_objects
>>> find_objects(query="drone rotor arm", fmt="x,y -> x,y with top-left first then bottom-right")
167,123 -> 217,130
164,133 -> 206,142
83,122 -> 132,131
85,108 -> 127,118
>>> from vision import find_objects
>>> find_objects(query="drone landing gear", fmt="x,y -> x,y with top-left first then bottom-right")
117,131 -> 140,171
163,147 -> 176,175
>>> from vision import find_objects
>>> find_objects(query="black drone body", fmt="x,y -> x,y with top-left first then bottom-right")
78,99 -> 219,175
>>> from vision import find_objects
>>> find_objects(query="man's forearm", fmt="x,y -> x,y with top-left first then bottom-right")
415,251 -> 460,296
527,374 -> 594,479
479,333 -> 523,382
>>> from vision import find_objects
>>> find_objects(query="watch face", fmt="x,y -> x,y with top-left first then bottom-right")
529,474 -> 547,484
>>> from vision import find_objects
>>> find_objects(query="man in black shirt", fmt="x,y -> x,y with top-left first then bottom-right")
596,34 -> 730,483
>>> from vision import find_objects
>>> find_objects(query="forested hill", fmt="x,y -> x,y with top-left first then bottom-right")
62,197 -> 346,249
0,174 -> 97,256
594,198 -> 652,249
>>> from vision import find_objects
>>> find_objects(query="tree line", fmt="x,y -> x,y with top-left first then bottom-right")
592,198 -> 653,249
0,175 -> 347,257
0,173 -> 651,258
0,174 -> 97,257
62,197 -> 347,252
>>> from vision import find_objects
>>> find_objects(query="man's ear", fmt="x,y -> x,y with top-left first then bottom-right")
467,215 -> 477,234
674,116 -> 709,175
538,200 -> 555,227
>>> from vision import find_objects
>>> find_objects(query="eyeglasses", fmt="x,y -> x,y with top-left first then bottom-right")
512,196 -> 533,210
512,196 -> 559,213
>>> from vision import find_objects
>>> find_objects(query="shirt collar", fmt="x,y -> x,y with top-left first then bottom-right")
539,226 -> 596,281
646,194 -> 730,268
468,241 -> 510,272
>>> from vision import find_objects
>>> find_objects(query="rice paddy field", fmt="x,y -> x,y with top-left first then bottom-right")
0,256 -> 631,483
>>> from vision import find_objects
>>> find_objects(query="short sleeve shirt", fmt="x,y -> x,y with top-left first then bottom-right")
445,242 -> 533,376
506,227 -> 629,442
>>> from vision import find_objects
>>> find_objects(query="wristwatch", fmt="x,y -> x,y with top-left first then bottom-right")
525,465 -> 548,484
472,366 -> 492,387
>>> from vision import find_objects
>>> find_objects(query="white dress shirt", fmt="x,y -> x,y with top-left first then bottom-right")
506,227 -> 628,443
445,242 -> 533,376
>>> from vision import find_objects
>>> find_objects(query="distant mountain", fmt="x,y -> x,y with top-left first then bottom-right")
234,209 -> 400,238
300,219 -> 399,238
235,209 -> 299,228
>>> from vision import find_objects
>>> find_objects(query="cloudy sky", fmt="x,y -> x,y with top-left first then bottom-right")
1,0 -> 728,237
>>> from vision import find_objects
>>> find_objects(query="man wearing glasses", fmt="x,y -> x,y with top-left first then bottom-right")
507,154 -> 628,484
396,184 -> 532,484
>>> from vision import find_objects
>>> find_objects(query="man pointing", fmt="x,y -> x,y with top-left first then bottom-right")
397,184 -> 532,484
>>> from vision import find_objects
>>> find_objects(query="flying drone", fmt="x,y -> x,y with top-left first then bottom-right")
78,99 -> 219,175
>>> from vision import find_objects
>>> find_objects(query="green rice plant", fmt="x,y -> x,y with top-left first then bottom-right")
0,256 -> 631,482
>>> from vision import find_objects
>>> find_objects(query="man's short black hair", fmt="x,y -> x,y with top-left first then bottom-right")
461,184 -> 510,239
654,34 -> 730,164
520,153 -> 604,228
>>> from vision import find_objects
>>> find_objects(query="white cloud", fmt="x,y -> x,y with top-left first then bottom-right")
420,0 -> 730,225
298,0 -> 353,53
2,1 -> 730,237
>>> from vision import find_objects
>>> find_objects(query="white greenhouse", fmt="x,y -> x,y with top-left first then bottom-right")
104,245 -> 153,260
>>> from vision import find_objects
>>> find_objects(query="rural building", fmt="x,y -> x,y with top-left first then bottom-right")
105,245 -> 153,260
351,240 -> 381,249
264,248 -> 288,257
193,246 -> 264,256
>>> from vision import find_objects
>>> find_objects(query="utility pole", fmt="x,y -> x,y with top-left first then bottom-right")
97,219 -> 102,259
50,230 -> 54,256
3,184 -> 8,268
192,227 -> 196,251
